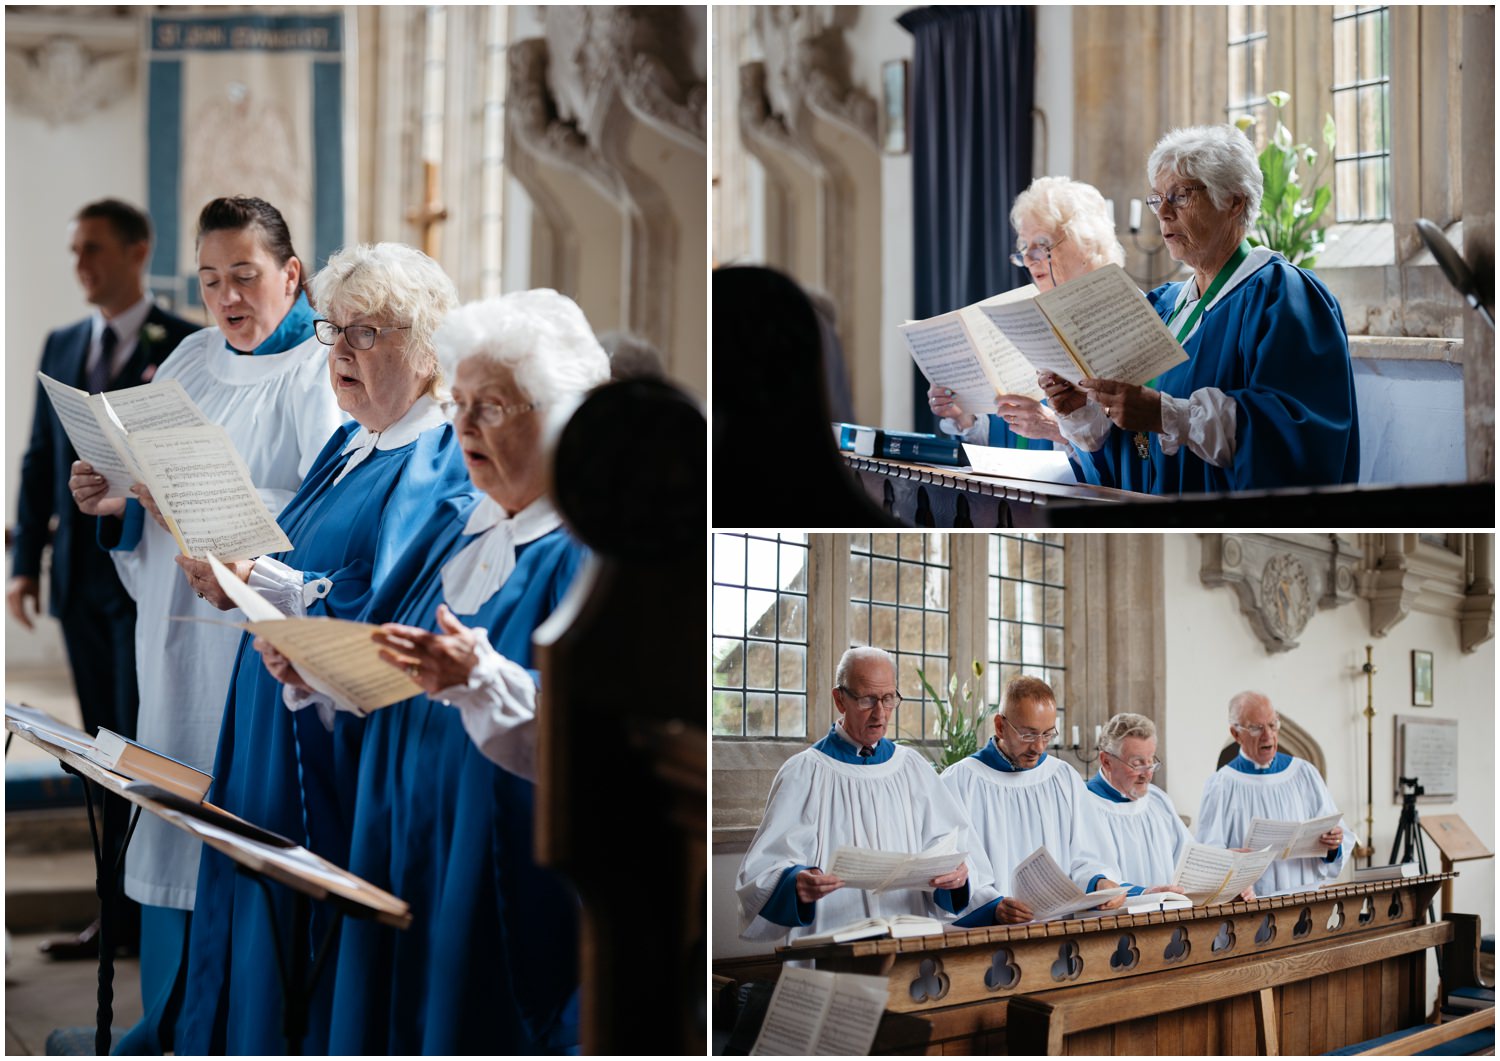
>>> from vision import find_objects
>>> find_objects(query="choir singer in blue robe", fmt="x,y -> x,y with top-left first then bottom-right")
256,289 -> 611,1054
1044,124 -> 1359,493
174,243 -> 474,1055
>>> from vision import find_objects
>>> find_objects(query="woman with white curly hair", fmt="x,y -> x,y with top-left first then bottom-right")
269,289 -> 610,1053
929,176 -> 1125,447
176,241 -> 476,1055
1042,124 -> 1359,492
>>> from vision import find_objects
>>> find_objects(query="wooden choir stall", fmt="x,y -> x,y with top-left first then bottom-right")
757,874 -> 1484,1055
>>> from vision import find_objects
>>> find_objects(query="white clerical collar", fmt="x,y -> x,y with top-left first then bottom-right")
1171,245 -> 1278,343
92,294 -> 153,349
333,394 -> 445,485
1236,749 -> 1277,772
441,494 -> 563,616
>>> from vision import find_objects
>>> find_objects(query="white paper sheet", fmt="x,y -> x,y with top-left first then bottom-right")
825,837 -> 966,893
1170,843 -> 1277,905
1010,846 -> 1127,921
1244,812 -> 1345,860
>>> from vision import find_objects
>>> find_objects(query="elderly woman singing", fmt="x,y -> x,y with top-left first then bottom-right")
1043,124 -> 1359,493
928,176 -> 1126,448
259,290 -> 610,1054
174,243 -> 476,1055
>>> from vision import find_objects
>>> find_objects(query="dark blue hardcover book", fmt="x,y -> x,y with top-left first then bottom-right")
832,423 -> 967,466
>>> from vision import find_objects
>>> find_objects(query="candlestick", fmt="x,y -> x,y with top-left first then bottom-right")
1129,198 -> 1143,232
1071,724 -> 1080,747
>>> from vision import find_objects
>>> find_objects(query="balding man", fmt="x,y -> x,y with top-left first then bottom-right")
941,676 -> 1138,923
1086,713 -> 1200,893
1196,691 -> 1354,895
736,647 -> 1002,944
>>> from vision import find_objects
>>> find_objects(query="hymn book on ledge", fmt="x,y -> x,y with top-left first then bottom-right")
39,372 -> 292,561
899,264 -> 1189,407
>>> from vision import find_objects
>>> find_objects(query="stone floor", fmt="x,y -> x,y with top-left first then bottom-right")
6,665 -> 141,1055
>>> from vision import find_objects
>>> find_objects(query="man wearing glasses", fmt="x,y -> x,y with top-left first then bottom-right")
1197,691 -> 1354,895
1087,713 -> 1224,899
941,676 -> 1127,923
734,646 -> 1004,945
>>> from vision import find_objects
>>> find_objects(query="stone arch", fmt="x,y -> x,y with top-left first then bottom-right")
1215,714 -> 1326,779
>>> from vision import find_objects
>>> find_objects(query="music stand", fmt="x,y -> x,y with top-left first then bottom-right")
5,702 -> 410,1053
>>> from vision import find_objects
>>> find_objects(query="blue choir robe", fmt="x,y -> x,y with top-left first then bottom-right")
325,496 -> 586,1055
1072,253 -> 1359,493
176,417 -> 474,1056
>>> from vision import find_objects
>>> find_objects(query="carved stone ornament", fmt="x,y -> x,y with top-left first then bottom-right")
1200,534 -> 1362,653
7,36 -> 136,126
506,38 -> 620,197
749,5 -> 877,145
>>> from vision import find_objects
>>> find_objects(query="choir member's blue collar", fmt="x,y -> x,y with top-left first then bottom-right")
973,736 -> 1046,773
813,723 -> 895,765
228,289 -> 315,356
1229,750 -> 1292,775
1087,770 -> 1133,803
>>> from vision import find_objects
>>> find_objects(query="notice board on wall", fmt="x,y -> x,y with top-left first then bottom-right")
1394,714 -> 1457,803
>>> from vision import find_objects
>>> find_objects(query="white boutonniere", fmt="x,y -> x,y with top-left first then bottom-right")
142,322 -> 168,344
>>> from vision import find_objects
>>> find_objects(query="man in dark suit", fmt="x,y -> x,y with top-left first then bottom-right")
8,199 -> 198,957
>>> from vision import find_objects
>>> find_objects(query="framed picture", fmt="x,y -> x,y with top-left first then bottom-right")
1411,649 -> 1434,706
881,59 -> 909,155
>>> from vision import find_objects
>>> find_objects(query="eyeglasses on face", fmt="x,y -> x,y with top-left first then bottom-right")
1233,720 -> 1281,737
1009,233 -> 1068,269
1001,715 -> 1058,744
1104,750 -> 1163,774
838,687 -> 903,712
1145,183 -> 1208,215
314,319 -> 411,351
438,398 -> 541,428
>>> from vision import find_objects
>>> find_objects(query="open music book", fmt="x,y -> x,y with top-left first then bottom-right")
1171,843 -> 1278,905
39,373 -> 292,562
750,967 -> 888,1056
202,554 -> 422,713
788,914 -> 944,947
1012,846 -> 1128,922
898,265 -> 1189,410
1245,812 -> 1345,861
824,838 -> 966,893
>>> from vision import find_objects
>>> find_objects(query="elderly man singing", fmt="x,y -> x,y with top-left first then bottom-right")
1197,691 -> 1354,895
736,647 -> 1002,944
941,677 -> 1146,923
1086,713 -> 1213,897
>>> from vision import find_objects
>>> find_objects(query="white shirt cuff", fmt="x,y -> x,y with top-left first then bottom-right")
281,683 -> 341,732
437,637 -> 539,781
1158,387 -> 1237,466
1055,402 -> 1113,452
936,416 -> 990,445
249,556 -> 333,617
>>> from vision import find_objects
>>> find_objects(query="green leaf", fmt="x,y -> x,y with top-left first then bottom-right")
1322,112 -> 1337,152
1267,89 -> 1291,109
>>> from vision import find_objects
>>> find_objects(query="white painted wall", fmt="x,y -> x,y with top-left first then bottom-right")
1034,6 -> 1075,181
1160,535 -> 1494,928
5,75 -> 148,668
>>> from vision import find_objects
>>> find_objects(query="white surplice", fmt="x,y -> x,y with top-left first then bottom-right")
1087,780 -> 1195,888
1196,756 -> 1355,895
940,750 -> 1121,895
736,743 -> 1000,945
110,328 -> 345,908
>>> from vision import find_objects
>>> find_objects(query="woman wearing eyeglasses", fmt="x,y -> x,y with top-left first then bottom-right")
67,196 -> 345,1054
928,176 -> 1125,449
1042,124 -> 1359,493
254,290 -> 610,1054
175,241 -> 476,1055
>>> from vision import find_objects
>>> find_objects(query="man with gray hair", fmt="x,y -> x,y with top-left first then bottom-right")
736,646 -> 1004,944
1197,691 -> 1354,895
1085,712 -> 1202,896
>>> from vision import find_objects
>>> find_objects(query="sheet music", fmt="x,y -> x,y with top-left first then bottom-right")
1032,264 -> 1189,385
1170,843 -> 1277,905
244,618 -> 423,713
898,314 -> 1004,416
1244,812 -> 1344,860
38,373 -> 139,496
99,378 -> 209,434
127,425 -> 292,561
825,836 -> 964,893
958,303 -> 1045,399
751,967 -> 886,1056
962,444 -> 1079,485
975,296 -> 1086,384
1011,846 -> 1127,921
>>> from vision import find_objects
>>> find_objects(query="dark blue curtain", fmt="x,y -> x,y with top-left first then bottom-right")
898,5 -> 1035,435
